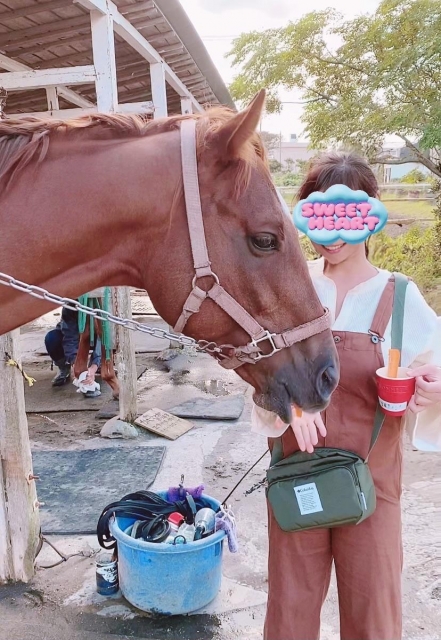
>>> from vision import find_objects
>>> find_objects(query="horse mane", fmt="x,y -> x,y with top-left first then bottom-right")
0,107 -> 269,192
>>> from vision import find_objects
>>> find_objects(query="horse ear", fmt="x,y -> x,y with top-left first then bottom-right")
217,89 -> 266,159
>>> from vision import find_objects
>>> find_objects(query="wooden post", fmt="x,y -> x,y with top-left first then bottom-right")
45,87 -> 59,111
90,7 -> 137,421
0,331 -> 39,583
150,61 -> 168,118
112,289 -> 138,422
180,97 -> 192,115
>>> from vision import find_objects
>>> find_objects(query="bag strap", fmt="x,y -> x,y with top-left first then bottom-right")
270,437 -> 284,466
271,272 -> 409,467
366,272 -> 409,461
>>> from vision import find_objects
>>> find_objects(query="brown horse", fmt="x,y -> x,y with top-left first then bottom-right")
0,91 -> 338,422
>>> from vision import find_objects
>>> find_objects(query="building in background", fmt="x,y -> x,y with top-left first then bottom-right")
268,133 -> 317,171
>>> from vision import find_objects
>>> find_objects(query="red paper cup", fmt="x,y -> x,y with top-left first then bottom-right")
376,367 -> 415,417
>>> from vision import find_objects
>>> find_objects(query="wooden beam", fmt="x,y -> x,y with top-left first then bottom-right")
0,54 -> 94,108
0,331 -> 40,583
7,102 -> 154,120
0,66 -> 96,91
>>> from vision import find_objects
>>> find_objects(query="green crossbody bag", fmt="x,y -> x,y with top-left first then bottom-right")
266,273 -> 408,532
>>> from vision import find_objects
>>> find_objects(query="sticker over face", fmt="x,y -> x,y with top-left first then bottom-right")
293,184 -> 388,245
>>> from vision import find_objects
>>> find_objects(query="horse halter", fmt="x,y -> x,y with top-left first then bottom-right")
174,119 -> 331,370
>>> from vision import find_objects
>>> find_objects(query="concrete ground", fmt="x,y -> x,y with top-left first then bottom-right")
1,309 -> 441,639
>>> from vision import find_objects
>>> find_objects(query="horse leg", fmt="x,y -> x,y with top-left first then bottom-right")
100,343 -> 120,400
74,323 -> 90,380
94,320 -> 120,399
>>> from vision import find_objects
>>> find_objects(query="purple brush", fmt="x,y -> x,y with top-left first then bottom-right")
166,484 -> 205,502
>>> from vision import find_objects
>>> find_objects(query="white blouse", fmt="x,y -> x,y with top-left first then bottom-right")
252,258 -> 441,451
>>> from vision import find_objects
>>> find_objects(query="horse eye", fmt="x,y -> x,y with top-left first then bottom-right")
251,233 -> 278,251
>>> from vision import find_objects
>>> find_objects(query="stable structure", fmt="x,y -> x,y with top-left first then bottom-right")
0,0 -> 233,583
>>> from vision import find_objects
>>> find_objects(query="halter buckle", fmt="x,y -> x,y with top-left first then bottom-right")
250,330 -> 282,361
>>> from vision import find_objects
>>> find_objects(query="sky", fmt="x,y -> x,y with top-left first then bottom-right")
180,0 -> 380,141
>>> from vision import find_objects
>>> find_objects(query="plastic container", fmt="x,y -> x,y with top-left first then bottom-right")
109,493 -> 225,615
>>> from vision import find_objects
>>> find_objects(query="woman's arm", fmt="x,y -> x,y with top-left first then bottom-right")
402,284 -> 441,450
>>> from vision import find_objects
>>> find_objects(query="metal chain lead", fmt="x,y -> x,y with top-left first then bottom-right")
0,272 -> 210,351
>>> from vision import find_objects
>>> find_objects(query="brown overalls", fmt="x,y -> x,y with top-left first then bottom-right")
265,278 -> 403,640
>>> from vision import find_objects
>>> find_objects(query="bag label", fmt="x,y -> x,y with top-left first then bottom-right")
294,482 -> 323,515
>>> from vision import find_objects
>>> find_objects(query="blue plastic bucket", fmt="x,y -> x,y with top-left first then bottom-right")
109,493 -> 225,615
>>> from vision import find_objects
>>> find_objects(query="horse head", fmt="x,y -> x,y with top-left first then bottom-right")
146,91 -> 339,423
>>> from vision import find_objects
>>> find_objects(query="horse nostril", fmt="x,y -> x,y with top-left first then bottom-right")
318,363 -> 338,399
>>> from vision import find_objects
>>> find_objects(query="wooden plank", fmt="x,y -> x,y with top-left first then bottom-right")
0,16 -> 91,48
0,0 -> 72,22
135,408 -> 193,440
0,331 -> 40,583
0,65 -> 96,90
0,53 -> 94,108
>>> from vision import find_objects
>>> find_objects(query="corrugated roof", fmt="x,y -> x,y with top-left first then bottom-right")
0,0 -> 235,114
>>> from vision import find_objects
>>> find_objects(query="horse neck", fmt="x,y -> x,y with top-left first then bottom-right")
0,129 -> 182,333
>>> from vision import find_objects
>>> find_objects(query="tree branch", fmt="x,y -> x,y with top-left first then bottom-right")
371,157 -> 421,165
398,135 -> 441,178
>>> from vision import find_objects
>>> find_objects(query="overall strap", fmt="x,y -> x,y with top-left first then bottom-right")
366,272 -> 409,460
369,277 -> 394,339
271,436 -> 284,466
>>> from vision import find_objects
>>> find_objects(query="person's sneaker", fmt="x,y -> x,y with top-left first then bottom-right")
52,364 -> 71,387
85,389 -> 101,398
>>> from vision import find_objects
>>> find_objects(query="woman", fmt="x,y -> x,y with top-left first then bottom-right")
253,152 -> 441,640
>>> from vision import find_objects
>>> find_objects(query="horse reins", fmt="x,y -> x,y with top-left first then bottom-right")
174,119 -> 331,369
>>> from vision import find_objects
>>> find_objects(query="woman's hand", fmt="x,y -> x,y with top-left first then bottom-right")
407,365 -> 441,414
83,363 -> 98,387
275,410 -> 326,453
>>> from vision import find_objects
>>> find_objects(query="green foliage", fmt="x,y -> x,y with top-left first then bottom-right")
269,159 -> 282,173
299,235 -> 318,261
431,179 -> 441,265
228,0 -> 441,178
370,227 -> 439,290
296,159 -> 310,177
260,130 -> 281,153
400,169 -> 427,184
273,172 -> 301,186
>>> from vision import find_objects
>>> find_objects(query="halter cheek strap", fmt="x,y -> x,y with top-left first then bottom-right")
175,118 -> 331,369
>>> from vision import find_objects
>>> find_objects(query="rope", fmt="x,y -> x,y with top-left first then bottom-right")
4,352 -> 36,386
